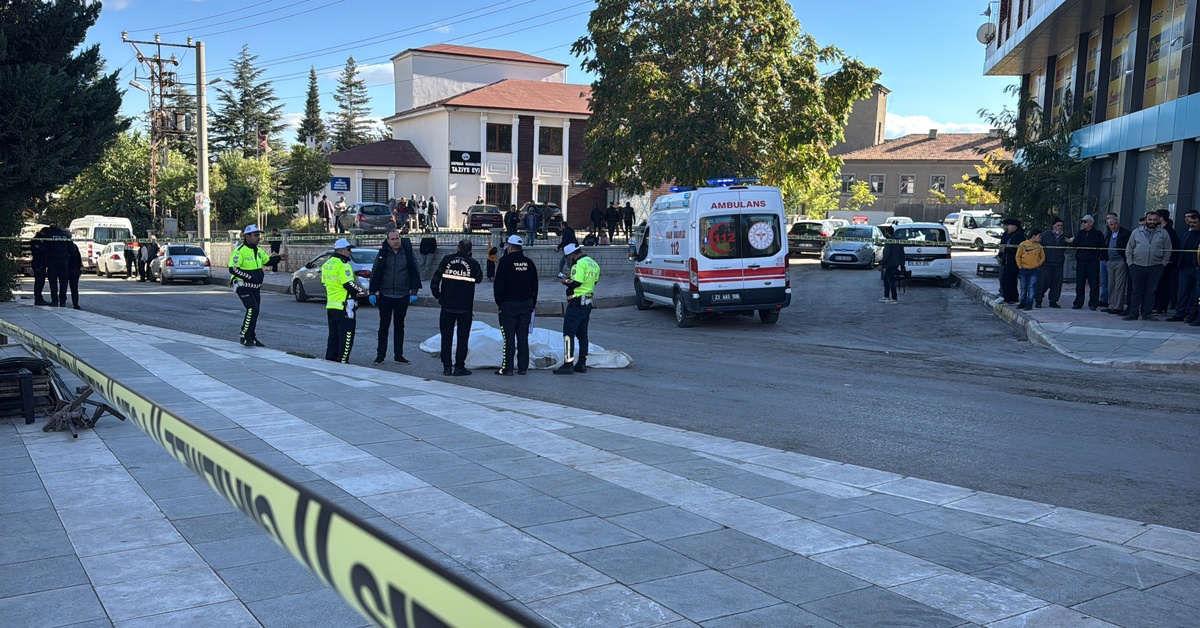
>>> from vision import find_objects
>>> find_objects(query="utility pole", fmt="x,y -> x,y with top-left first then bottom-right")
123,33 -> 208,245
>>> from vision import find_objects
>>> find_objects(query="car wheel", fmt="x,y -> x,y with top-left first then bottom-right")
820,262 -> 830,269
673,293 -> 695,328
973,238 -> 984,251
202,278 -> 211,285
634,280 -> 651,311
104,265 -> 112,278
758,309 -> 780,324
293,280 -> 309,302
940,276 -> 955,288
159,272 -> 168,285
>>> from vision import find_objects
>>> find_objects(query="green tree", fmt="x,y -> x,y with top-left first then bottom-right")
212,152 -> 274,228
296,66 -> 327,146
283,145 -> 332,205
328,56 -> 373,151
845,180 -> 877,211
0,0 -> 127,295
52,132 -> 152,234
572,0 -> 878,195
210,45 -> 284,158
979,86 -> 1091,228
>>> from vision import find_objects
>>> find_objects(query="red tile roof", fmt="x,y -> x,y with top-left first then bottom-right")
437,79 -> 592,116
405,44 -> 565,68
840,133 -> 1009,162
329,140 -> 429,168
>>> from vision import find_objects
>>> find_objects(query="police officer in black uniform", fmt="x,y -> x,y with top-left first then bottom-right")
493,235 -> 538,375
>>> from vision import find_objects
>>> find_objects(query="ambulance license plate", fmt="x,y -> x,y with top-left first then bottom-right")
712,292 -> 741,302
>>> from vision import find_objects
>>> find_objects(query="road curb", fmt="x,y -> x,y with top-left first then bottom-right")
953,270 -> 1200,375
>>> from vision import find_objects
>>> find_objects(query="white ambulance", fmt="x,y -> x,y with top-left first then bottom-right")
632,179 -> 791,327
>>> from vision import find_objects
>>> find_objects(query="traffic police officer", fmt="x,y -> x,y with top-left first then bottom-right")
553,243 -> 600,374
323,238 -> 366,363
229,224 -> 284,346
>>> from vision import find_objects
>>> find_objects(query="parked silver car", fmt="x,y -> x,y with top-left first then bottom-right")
291,249 -> 375,303
821,226 -> 884,269
149,244 -> 212,284
336,202 -> 396,234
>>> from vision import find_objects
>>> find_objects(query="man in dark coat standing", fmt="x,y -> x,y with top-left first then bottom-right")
622,202 -> 635,237
590,204 -> 604,237
1067,214 -> 1105,309
1154,208 -> 1181,314
1035,217 -> 1068,308
31,225 -> 50,305
604,203 -> 620,242
369,230 -> 422,365
431,240 -> 483,376
998,219 -> 1024,304
66,240 -> 83,309
493,235 -> 539,375
44,225 -> 72,307
555,222 -> 578,275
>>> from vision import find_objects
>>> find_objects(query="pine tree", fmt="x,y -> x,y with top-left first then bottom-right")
328,56 -> 373,151
210,45 -> 284,158
296,67 -> 327,147
0,0 -> 127,296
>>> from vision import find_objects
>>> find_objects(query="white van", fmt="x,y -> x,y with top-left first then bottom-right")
633,180 -> 791,327
943,210 -> 1003,250
69,216 -> 134,271
892,222 -> 954,287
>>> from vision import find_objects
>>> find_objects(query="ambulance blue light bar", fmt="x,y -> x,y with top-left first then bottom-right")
669,186 -> 696,192
706,177 -> 761,187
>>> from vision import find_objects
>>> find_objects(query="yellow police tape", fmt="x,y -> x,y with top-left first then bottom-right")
0,319 -> 541,628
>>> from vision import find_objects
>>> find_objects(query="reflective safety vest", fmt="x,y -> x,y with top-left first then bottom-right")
568,255 -> 600,299
229,244 -> 269,285
321,254 -> 356,309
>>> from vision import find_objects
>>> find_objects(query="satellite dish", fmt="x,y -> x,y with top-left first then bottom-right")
977,23 -> 997,45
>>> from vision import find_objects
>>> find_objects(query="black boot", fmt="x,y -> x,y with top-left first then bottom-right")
573,358 -> 587,373
553,362 -> 574,375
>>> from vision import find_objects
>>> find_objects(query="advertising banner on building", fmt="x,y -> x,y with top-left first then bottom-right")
1144,0 -> 1173,108
1107,9 -> 1133,120
1083,31 -> 1100,106
1052,50 -> 1075,122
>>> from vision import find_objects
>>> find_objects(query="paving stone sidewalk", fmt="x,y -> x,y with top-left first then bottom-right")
1,303 -> 1198,627
952,253 -> 1200,374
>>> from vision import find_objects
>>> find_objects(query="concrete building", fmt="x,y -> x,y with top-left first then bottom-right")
982,0 -> 1200,224
837,130 -> 1008,212
831,84 -> 890,156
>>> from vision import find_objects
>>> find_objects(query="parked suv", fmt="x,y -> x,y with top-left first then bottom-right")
337,202 -> 395,234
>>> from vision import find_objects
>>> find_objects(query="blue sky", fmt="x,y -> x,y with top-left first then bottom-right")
91,0 -> 1016,141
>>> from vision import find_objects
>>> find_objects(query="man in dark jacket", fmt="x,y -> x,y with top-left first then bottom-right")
590,204 -> 604,237
123,237 -> 138,280
1104,213 -> 1133,315
1154,209 -> 1181,314
431,240 -> 483,376
1169,210 -> 1200,322
44,225 -> 72,307
1036,217 -> 1068,308
622,202 -> 635,237
369,230 -> 421,365
1067,214 -> 1105,309
604,203 -> 620,241
878,226 -> 905,303
493,235 -> 539,375
31,226 -> 50,305
998,219 -> 1024,304
66,240 -> 83,310
555,223 -> 578,275
418,236 -> 438,281
504,204 -> 520,237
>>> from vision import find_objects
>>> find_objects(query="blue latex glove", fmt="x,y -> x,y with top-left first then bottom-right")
409,294 -> 418,304
369,294 -> 377,306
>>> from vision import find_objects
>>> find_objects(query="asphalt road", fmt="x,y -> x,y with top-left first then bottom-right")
48,260 -> 1199,531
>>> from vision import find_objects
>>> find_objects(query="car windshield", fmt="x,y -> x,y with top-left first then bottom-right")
350,250 -> 378,265
168,246 -> 206,256
895,228 -> 948,243
833,227 -> 874,240
359,204 -> 391,216
789,223 -> 822,236
470,206 -> 500,214
978,215 -> 1004,228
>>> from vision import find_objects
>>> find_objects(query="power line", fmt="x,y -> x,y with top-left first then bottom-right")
128,0 -> 281,33
186,0 -> 347,38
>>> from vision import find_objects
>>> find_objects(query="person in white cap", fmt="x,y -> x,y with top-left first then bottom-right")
493,235 -> 539,375
229,225 -> 285,347
322,238 -> 367,362
554,243 -> 600,374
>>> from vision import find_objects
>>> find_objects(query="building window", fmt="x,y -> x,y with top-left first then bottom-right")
486,123 -> 512,153
361,178 -> 388,203
869,174 -> 885,195
538,127 -> 563,156
537,185 -> 562,205
899,175 -> 915,195
485,182 -> 512,208
840,174 -> 856,194
929,175 -> 947,195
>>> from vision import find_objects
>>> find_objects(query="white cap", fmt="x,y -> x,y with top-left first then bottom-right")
333,238 -> 353,250
243,224 -> 261,235
506,235 -> 524,246
1081,214 -> 1094,223
563,243 -> 581,256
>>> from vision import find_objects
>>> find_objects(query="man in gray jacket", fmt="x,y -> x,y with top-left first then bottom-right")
1035,217 -> 1068,308
1124,211 -> 1170,321
369,230 -> 422,364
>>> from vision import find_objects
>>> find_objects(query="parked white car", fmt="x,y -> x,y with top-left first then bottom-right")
95,242 -> 129,278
